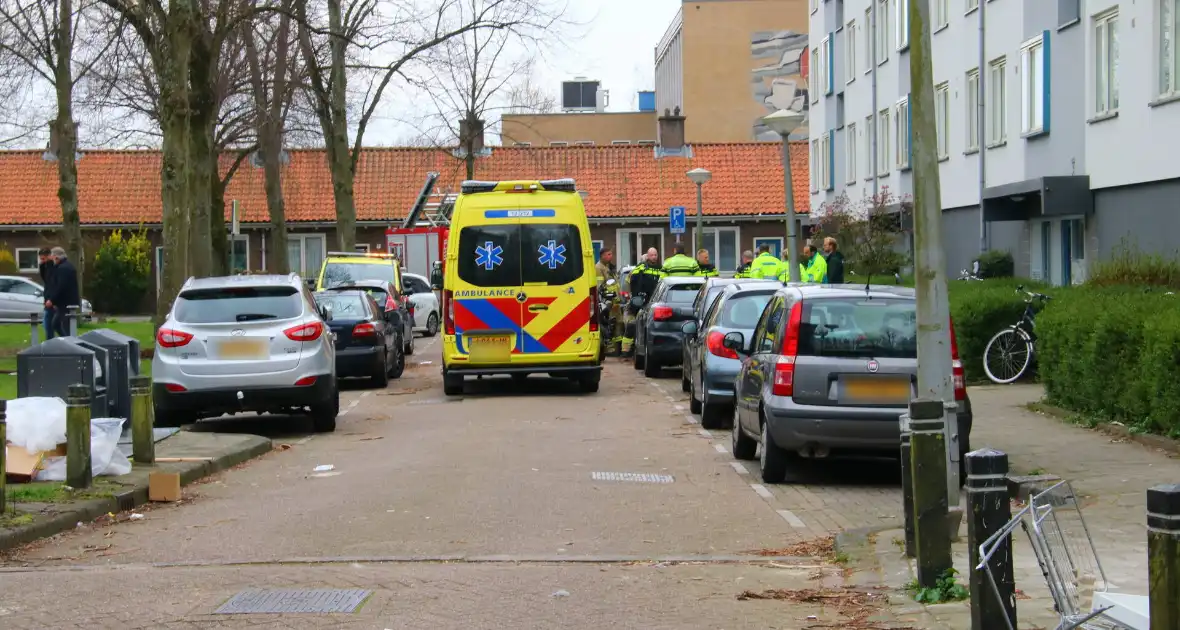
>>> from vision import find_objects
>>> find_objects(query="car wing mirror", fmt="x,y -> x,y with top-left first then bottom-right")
319,304 -> 333,321
681,320 -> 698,335
722,331 -> 747,355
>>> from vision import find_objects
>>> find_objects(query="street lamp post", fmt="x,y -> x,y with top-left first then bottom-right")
686,168 -> 711,253
762,109 -> 806,282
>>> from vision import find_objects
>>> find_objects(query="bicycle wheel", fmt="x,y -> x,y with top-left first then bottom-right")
983,328 -> 1033,384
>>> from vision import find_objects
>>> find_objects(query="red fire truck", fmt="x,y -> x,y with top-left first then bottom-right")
385,172 -> 454,287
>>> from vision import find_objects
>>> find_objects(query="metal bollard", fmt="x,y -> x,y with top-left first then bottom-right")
0,399 -> 6,513
1148,483 -> 1180,630
909,398 -> 952,588
66,384 -> 92,489
67,305 -> 79,337
900,412 -> 915,558
27,312 -> 40,346
967,448 -> 1016,629
130,375 -> 155,464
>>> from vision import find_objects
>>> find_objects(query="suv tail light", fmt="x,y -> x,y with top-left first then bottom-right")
284,321 -> 324,342
352,322 -> 376,337
950,318 -> 966,401
157,328 -> 193,348
443,289 -> 455,335
652,305 -> 674,321
589,287 -> 599,332
772,302 -> 805,397
706,331 -> 738,359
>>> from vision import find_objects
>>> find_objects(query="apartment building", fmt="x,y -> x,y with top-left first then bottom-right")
655,0 -> 810,143
808,0 -> 1180,285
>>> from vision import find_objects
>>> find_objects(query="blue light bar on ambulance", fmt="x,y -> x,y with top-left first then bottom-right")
539,178 -> 577,192
460,180 -> 499,194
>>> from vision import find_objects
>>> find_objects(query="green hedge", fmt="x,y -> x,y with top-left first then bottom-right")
947,279 -> 1047,383
1037,286 -> 1180,438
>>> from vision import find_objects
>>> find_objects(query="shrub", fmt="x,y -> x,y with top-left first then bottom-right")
946,279 -> 1046,383
975,250 -> 1014,279
90,229 -> 152,314
0,249 -> 17,274
1089,239 -> 1180,288
809,188 -> 912,277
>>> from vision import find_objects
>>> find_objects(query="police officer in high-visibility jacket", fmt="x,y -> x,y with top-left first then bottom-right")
694,248 -> 719,277
661,242 -> 700,276
748,244 -> 785,280
623,248 -> 662,355
733,250 -> 755,278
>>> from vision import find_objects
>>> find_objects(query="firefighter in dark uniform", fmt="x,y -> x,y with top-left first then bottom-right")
622,248 -> 662,355
695,248 -> 719,277
734,250 -> 755,278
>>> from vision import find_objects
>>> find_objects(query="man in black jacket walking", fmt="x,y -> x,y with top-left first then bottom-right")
45,247 -> 80,337
37,248 -> 57,339
822,237 -> 846,284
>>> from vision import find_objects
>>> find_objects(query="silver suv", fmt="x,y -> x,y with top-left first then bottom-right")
152,274 -> 339,432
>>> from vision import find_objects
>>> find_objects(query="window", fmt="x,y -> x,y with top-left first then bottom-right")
846,20 -> 858,83
863,115 -> 874,179
456,224 -> 584,288
810,47 -> 820,103
935,0 -> 949,29
966,0 -> 978,12
935,82 -> 950,158
753,296 -> 785,354
798,297 -> 918,358
753,237 -> 783,258
1021,34 -> 1049,134
876,0 -> 890,63
14,248 -> 39,273
288,234 -> 326,280
354,243 -> 370,253
819,35 -> 832,95
637,140 -> 656,145
810,139 -> 820,192
230,235 -> 249,273
864,8 -> 873,72
176,286 -> 305,324
592,239 -> 604,262
513,142 -> 532,147
1161,0 -> 1179,97
820,131 -> 833,190
574,140 -> 595,146
692,227 -> 740,271
966,68 -> 980,151
987,57 -> 1007,145
1094,9 -> 1119,115
894,96 -> 911,169
846,122 -> 858,183
895,0 -> 909,49
720,292 -> 775,329
877,108 -> 891,175
321,260 -> 397,287
610,140 -> 631,145
549,141 -> 568,147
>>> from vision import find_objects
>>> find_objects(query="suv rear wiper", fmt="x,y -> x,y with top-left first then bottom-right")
236,313 -> 277,321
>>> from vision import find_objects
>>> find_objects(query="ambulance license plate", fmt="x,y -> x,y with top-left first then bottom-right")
467,334 -> 512,363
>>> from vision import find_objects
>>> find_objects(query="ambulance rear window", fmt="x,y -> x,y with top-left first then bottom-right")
456,224 -> 584,287
520,224 -> 583,286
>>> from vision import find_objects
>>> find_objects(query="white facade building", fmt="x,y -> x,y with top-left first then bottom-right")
808,0 -> 1180,285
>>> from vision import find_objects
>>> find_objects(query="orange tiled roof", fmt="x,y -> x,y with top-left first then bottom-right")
0,143 -> 809,226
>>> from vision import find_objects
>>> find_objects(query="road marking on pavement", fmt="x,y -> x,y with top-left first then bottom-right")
348,399 -> 360,409
361,391 -> 371,398
729,462 -> 749,475
294,436 -> 314,445
713,444 -> 727,454
673,404 -> 685,411
777,509 -> 807,528
697,428 -> 712,439
337,409 -> 349,417
750,483 -> 775,500
684,415 -> 697,424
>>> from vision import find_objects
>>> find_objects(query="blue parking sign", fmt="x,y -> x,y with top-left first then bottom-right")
669,206 -> 686,234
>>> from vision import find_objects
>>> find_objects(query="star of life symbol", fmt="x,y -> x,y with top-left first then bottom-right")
537,240 -> 567,270
475,241 -> 504,271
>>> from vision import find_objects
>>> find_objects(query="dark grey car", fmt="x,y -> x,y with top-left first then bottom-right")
633,276 -> 705,378
725,285 -> 974,484
681,283 -> 778,428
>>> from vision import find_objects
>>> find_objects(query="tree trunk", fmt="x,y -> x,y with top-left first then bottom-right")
186,25 -> 217,278
326,0 -> 356,251
54,0 -> 83,292
155,11 -> 194,322
210,168 -> 229,276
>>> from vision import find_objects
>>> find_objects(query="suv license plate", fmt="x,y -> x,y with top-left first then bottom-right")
216,339 -> 268,360
467,334 -> 512,363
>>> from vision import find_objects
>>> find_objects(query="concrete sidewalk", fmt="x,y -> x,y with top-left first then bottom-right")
842,383 -> 1180,628
0,430 -> 272,552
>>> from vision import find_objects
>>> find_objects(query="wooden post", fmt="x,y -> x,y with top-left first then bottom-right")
909,398 -> 951,588
967,448 -> 1016,629
28,312 -> 40,346
130,375 -> 155,464
0,399 -> 7,513
900,413 -> 915,558
66,383 -> 92,489
1148,483 -> 1180,630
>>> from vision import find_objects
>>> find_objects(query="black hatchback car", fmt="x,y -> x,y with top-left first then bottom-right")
633,276 -> 705,377
322,279 -> 414,358
314,290 -> 404,387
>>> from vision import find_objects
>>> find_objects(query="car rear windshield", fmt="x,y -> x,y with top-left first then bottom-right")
174,286 -> 303,324
457,223 -> 584,287
665,283 -> 704,304
322,262 -> 396,287
798,297 -> 916,358
721,292 -> 774,328
314,293 -> 371,319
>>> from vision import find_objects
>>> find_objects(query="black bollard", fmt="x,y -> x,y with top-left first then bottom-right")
0,399 -> 6,513
909,398 -> 951,588
28,312 -> 40,346
900,413 -> 915,558
967,448 -> 1016,629
1148,483 -> 1180,630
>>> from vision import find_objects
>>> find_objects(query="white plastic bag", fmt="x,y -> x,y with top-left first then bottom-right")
35,417 -> 132,480
6,397 -> 67,452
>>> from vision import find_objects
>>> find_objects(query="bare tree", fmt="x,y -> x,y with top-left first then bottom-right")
296,0 -> 564,251
0,0 -> 120,288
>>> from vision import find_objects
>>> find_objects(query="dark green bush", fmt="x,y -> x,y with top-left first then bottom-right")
975,250 -> 1014,279
947,279 -> 1046,383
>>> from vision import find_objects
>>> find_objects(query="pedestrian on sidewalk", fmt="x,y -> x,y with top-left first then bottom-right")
37,247 -> 56,339
822,237 -> 845,284
45,247 -> 80,337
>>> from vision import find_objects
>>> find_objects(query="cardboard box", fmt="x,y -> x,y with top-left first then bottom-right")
5,445 -> 44,482
148,471 -> 181,502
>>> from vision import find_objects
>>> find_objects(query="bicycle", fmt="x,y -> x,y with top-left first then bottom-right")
983,285 -> 1052,384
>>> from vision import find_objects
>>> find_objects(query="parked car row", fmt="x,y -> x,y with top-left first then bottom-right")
632,277 -> 974,485
0,275 -> 93,323
150,253 -> 440,432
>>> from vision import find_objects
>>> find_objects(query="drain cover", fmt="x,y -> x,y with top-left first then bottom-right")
215,589 -> 371,614
591,472 -> 674,484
